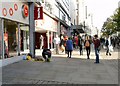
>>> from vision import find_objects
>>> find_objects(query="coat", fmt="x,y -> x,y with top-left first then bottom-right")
66,40 -> 73,51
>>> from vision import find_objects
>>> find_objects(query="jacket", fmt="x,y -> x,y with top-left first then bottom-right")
66,40 -> 73,51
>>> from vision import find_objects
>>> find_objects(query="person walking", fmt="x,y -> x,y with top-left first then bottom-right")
78,34 -> 83,55
93,35 -> 100,63
105,36 -> 112,56
54,34 -> 60,54
59,36 -> 65,53
66,37 -> 73,58
84,36 -> 91,59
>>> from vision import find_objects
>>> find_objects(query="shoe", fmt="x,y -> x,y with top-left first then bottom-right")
94,62 -> 99,64
109,53 -> 111,56
106,53 -> 108,55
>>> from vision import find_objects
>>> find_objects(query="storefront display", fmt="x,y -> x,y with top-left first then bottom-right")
0,2 -> 29,59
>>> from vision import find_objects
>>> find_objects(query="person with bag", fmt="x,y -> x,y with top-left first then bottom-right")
59,36 -> 65,53
93,35 -> 100,63
84,36 -> 91,59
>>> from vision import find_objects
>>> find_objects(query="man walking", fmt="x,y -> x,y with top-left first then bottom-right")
93,35 -> 100,63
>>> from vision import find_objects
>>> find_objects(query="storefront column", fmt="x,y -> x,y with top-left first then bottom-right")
17,23 -> 20,56
29,2 -> 35,58
1,18 -> 4,59
51,32 -> 53,49
47,31 -> 49,49
58,21 -> 60,36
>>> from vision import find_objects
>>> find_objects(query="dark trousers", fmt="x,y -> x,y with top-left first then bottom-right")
106,46 -> 111,55
42,52 -> 51,60
86,47 -> 90,59
79,45 -> 83,55
67,50 -> 72,58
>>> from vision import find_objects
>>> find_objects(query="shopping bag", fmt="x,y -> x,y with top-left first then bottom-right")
109,45 -> 114,52
60,45 -> 65,51
103,45 -> 107,50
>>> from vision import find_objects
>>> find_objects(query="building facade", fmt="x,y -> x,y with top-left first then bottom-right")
0,0 -> 37,67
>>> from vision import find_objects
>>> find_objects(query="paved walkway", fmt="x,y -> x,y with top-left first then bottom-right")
2,49 -> 118,84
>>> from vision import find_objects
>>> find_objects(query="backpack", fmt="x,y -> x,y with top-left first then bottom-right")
85,40 -> 90,47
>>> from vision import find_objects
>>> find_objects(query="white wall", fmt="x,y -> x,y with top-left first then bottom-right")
79,0 -> 85,24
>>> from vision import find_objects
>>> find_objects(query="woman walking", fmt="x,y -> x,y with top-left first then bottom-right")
84,36 -> 91,59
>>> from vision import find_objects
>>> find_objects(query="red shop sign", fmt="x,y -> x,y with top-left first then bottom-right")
14,3 -> 18,11
34,7 -> 43,20
22,4 -> 29,18
2,8 -> 7,16
9,8 -> 13,16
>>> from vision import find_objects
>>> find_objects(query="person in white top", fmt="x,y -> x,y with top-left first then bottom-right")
40,35 -> 44,49
54,34 -> 60,54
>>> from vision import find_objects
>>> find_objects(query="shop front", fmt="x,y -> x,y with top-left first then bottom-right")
35,12 -> 58,49
0,1 -> 29,64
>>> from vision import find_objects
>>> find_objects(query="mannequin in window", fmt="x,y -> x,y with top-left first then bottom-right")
40,35 -> 44,49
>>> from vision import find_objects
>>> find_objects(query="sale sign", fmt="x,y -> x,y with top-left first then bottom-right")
34,7 -> 43,20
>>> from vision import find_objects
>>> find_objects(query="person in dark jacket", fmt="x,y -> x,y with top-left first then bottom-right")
42,48 -> 51,62
66,37 -> 73,58
93,35 -> 100,63
84,36 -> 91,59
78,34 -> 83,55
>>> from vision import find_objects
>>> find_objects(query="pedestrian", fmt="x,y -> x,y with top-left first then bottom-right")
66,37 -> 73,58
78,34 -> 83,55
59,36 -> 65,53
105,36 -> 112,56
84,36 -> 91,59
93,35 -> 100,63
64,35 -> 68,54
54,34 -> 60,54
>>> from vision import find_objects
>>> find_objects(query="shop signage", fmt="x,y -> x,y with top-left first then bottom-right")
34,7 -> 43,20
1,2 -> 29,24
2,8 -> 7,16
14,4 -> 18,11
22,4 -> 29,18
9,8 -> 14,16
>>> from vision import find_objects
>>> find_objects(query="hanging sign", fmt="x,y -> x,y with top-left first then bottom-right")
34,7 -> 43,20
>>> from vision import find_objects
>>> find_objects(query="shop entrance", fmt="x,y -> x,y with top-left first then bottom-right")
4,20 -> 29,58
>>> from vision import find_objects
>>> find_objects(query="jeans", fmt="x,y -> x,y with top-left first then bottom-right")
79,45 -> 83,55
95,48 -> 99,63
67,50 -> 72,58
86,47 -> 90,59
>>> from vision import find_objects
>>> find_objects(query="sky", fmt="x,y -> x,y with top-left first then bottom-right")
85,0 -> 119,30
